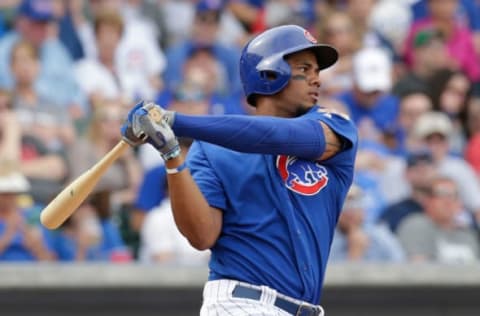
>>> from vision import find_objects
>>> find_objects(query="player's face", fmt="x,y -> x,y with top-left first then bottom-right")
277,50 -> 321,116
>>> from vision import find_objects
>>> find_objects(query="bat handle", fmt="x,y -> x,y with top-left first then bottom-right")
90,140 -> 131,176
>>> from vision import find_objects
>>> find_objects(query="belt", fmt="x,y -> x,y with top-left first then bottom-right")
231,284 -> 322,316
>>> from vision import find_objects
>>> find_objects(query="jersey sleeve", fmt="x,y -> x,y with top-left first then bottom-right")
187,141 -> 227,211
310,107 -> 358,149
302,108 -> 359,199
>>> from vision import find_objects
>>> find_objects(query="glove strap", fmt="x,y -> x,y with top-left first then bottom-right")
165,161 -> 188,174
161,146 -> 181,161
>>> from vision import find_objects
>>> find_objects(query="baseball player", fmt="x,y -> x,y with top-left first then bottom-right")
122,25 -> 358,316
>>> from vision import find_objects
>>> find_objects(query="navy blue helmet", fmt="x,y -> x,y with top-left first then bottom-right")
240,25 -> 338,105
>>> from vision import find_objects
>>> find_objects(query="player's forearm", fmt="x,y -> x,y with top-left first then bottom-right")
165,156 -> 222,250
172,114 -> 326,159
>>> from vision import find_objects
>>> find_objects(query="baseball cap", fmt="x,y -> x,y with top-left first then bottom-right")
195,0 -> 223,22
406,150 -> 433,168
413,111 -> 453,139
196,0 -> 223,13
17,0 -> 55,22
0,171 -> 30,194
413,28 -> 443,48
353,47 -> 392,93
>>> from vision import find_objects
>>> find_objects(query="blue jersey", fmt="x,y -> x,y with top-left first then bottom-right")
187,106 -> 358,304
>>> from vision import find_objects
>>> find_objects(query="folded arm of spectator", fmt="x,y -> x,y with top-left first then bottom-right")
0,110 -> 21,169
20,155 -> 68,181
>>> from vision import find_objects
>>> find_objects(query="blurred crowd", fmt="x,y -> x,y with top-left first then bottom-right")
1,0 -> 480,265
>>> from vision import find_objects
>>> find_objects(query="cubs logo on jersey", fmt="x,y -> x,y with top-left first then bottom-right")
276,155 -> 328,195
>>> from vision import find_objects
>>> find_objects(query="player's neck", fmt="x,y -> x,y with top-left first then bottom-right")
255,98 -> 291,118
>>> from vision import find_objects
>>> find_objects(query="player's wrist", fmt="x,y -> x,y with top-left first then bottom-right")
165,161 -> 188,174
164,155 -> 187,174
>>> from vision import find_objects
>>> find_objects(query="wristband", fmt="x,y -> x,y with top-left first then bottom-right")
166,161 -> 188,174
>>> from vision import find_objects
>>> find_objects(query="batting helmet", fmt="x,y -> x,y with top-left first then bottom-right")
240,25 -> 338,106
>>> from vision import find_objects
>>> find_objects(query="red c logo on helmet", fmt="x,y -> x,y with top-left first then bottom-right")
304,30 -> 317,44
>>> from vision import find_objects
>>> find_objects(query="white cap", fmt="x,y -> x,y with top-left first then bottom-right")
0,172 -> 30,194
369,1 -> 412,48
413,111 -> 453,139
353,47 -> 392,93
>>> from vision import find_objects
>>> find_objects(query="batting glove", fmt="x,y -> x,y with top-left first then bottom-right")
121,100 -> 176,144
131,102 -> 180,161
121,101 -> 147,147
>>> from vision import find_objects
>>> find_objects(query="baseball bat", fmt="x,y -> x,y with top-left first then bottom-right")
40,140 -> 130,229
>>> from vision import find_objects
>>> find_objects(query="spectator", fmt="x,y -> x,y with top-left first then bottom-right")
392,89 -> 433,155
397,175 -> 480,263
316,10 -> 361,96
51,0 -> 86,61
403,0 -> 480,85
392,28 -> 450,98
44,190 -> 132,262
345,0 -> 377,43
329,185 -> 405,262
0,89 -> 20,170
74,0 -> 165,102
380,150 -> 437,233
19,133 -> 69,206
157,48 -> 244,116
163,0 -> 241,95
139,197 -> 211,265
464,97 -> 480,175
336,47 -> 399,143
413,111 -> 480,219
67,101 -> 142,213
427,68 -> 472,155
0,0 -> 87,119
0,81 -> 70,206
410,0 -> 480,55
10,40 -> 75,151
228,0 -> 266,34
369,0 -> 412,57
262,0 -> 316,30
74,10 -> 125,106
0,170 -> 54,261
161,0 -> 246,49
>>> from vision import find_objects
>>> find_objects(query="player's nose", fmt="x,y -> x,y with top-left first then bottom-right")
309,72 -> 321,88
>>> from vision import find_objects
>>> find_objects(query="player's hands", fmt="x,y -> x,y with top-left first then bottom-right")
121,101 -> 180,161
121,101 -> 147,147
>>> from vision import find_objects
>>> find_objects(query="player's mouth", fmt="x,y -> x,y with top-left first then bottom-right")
308,92 -> 319,103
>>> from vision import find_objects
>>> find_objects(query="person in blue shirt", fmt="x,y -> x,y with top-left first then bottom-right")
329,185 -> 405,262
44,190 -> 131,262
0,171 -> 53,261
163,0 -> 241,95
0,0 -> 87,116
122,25 -> 357,315
157,47 -> 246,116
335,47 -> 399,139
